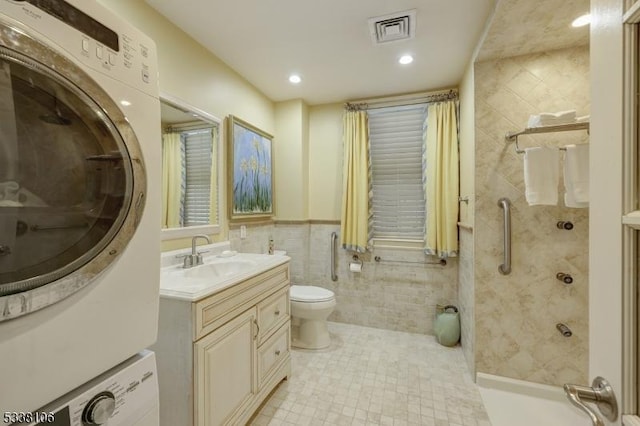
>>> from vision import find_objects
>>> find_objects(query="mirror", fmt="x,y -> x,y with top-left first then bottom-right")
160,93 -> 221,240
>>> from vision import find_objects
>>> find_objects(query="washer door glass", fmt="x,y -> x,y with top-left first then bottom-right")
0,48 -> 133,296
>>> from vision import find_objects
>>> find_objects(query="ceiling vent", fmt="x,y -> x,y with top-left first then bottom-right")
368,9 -> 416,45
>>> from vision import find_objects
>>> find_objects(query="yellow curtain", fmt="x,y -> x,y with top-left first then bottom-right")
209,126 -> 218,224
424,101 -> 459,258
340,109 -> 371,253
161,132 -> 183,228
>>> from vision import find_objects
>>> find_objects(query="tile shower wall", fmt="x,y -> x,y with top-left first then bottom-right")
231,223 -> 459,335
474,46 -> 589,386
458,228 -> 475,378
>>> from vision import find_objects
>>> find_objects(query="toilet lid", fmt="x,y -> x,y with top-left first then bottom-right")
290,285 -> 335,302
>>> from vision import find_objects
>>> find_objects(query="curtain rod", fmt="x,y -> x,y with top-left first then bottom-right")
346,89 -> 458,111
164,121 -> 215,133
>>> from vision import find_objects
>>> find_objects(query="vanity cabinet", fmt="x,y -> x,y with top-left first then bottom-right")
153,262 -> 291,426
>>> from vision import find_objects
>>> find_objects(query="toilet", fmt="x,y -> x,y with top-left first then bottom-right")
290,285 -> 336,349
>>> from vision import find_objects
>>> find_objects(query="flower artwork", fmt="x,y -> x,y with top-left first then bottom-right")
228,116 -> 274,220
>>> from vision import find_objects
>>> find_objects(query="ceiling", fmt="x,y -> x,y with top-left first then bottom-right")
145,0 -> 590,106
477,0 -> 590,61
145,0 -> 495,105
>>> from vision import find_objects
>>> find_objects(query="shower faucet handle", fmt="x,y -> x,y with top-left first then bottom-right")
557,221 -> 574,230
563,377 -> 618,426
556,272 -> 573,284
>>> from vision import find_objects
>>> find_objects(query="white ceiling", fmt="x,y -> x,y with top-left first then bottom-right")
145,0 -> 496,105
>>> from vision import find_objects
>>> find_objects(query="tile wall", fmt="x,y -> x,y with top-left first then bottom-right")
473,46 -> 589,386
230,223 -> 459,335
458,228 -> 475,377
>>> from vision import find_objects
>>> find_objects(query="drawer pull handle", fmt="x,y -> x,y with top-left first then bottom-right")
253,319 -> 260,340
275,309 -> 280,315
275,349 -> 281,356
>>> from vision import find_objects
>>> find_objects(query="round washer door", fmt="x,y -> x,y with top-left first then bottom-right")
0,17 -> 146,320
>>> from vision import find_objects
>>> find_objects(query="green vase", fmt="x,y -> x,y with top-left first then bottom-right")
434,305 -> 460,347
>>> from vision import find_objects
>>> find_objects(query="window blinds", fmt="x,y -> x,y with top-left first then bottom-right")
183,128 -> 213,226
369,104 -> 427,240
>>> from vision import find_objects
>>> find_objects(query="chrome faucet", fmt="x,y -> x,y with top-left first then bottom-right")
180,234 -> 211,269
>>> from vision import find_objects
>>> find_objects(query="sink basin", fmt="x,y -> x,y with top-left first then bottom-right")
165,259 -> 258,281
160,252 -> 289,301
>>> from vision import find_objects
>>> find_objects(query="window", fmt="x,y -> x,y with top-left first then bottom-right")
182,128 -> 213,226
369,103 -> 427,241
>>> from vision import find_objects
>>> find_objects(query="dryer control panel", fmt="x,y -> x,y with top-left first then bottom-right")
0,0 -> 158,97
14,351 -> 159,426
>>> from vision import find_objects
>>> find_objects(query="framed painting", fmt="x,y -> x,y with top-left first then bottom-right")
227,115 -> 274,221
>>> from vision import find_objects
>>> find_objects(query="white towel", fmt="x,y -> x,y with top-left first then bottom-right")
524,147 -> 559,206
564,191 -> 588,209
527,110 -> 577,128
563,144 -> 589,208
539,110 -> 577,126
527,115 -> 542,128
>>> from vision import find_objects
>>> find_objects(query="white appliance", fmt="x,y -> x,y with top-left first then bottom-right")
11,350 -> 160,426
0,0 -> 161,417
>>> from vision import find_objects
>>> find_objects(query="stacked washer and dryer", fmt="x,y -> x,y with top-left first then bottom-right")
0,0 -> 161,424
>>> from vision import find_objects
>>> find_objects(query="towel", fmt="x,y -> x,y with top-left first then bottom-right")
576,115 -> 590,123
563,144 -> 589,208
564,191 -> 588,209
527,110 -> 577,128
524,147 -> 559,206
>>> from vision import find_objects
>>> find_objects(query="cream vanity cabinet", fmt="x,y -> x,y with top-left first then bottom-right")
153,262 -> 291,426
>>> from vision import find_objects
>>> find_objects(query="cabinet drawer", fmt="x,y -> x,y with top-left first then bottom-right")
257,287 -> 289,344
194,263 -> 289,341
257,321 -> 290,389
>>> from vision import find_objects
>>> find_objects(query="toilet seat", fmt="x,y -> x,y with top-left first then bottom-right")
290,285 -> 335,303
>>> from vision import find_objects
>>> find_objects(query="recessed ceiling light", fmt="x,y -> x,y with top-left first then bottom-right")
399,55 -> 414,65
289,74 -> 301,84
120,100 -> 131,106
571,14 -> 591,27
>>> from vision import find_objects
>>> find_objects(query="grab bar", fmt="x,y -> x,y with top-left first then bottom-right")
498,198 -> 512,275
374,256 -> 446,266
331,232 -> 338,281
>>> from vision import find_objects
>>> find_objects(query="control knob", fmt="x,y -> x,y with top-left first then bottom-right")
556,221 -> 574,230
82,391 -> 116,425
556,272 -> 574,284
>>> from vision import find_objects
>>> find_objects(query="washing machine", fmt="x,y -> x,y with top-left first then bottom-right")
6,350 -> 160,426
0,0 -> 161,418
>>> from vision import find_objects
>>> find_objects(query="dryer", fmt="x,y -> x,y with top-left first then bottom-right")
0,0 -> 160,416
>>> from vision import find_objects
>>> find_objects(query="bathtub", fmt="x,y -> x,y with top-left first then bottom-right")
477,374 -> 589,426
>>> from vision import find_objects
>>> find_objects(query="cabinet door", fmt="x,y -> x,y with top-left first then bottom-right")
195,307 -> 257,426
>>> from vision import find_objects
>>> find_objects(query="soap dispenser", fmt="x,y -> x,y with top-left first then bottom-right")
268,236 -> 274,255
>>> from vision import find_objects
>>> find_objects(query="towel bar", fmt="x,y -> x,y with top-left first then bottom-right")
374,256 -> 446,266
505,122 -> 589,154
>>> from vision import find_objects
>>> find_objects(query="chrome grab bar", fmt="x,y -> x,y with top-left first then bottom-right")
563,377 -> 618,426
331,232 -> 338,281
498,198 -> 512,275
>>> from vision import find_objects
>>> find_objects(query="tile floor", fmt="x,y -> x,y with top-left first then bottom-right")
250,322 -> 491,426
